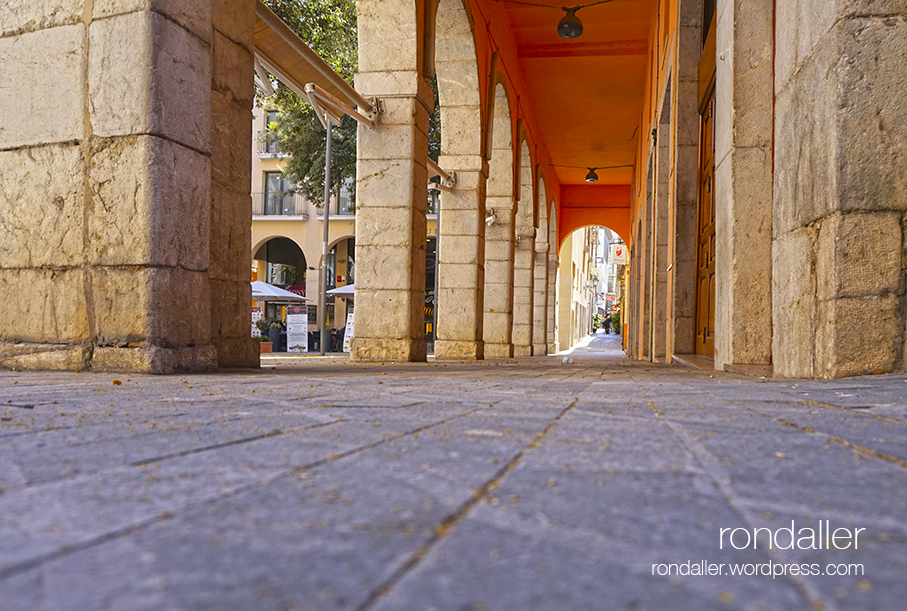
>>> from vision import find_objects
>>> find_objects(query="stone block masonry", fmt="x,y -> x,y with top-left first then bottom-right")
0,0 -> 258,373
773,1 -> 907,378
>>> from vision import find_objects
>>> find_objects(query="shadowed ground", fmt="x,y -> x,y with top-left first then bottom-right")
1,332 -> 906,610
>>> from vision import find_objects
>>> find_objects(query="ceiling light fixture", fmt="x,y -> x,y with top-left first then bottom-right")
585,168 -> 600,183
492,1 -> 615,39
557,7 -> 584,38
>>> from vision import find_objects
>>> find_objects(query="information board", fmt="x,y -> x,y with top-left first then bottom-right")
342,310 -> 354,353
286,306 -> 308,353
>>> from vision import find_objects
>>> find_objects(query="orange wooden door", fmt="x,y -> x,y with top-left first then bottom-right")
695,89 -> 716,358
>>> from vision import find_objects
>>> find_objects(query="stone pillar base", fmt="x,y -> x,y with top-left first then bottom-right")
91,346 -> 218,374
0,344 -> 91,371
485,343 -> 514,359
513,345 -> 532,357
351,338 -> 427,362
214,337 -> 259,369
434,340 -> 484,361
533,343 -> 547,356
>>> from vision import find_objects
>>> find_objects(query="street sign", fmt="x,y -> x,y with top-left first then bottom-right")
609,243 -> 627,266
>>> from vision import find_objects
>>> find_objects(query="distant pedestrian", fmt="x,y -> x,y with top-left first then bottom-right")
603,314 -> 612,334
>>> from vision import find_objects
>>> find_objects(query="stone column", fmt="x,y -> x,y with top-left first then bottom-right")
652,106 -> 671,362
435,162 -> 487,360
512,225 -> 536,356
773,0 -> 907,377
483,200 -> 515,358
713,0 -> 774,371
533,242 -> 549,356
352,0 -> 431,362
0,0 -> 252,374
209,0 -> 258,368
547,251 -> 558,353
669,0 -> 703,358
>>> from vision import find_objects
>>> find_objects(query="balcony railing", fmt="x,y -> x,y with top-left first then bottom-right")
252,192 -> 308,219
256,131 -> 288,157
315,197 -> 356,218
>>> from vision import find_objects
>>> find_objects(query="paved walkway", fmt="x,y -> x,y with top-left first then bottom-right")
1,333 -> 906,610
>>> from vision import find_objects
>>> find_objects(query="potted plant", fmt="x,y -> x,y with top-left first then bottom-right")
256,335 -> 273,353
268,322 -> 282,346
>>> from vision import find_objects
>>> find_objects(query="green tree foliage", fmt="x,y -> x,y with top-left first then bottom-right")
259,0 -> 357,208
259,0 -> 441,211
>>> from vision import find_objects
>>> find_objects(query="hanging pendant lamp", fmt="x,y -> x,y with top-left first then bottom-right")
585,168 -> 599,183
557,7 -> 584,39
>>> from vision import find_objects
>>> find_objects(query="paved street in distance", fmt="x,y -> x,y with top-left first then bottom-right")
2,333 -> 906,610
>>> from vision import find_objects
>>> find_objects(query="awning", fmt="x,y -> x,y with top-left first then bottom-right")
253,1 -> 375,116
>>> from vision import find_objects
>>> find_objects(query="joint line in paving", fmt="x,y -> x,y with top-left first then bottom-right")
131,424 -> 334,467
355,397 -> 580,611
0,409 -> 485,583
747,408 -> 907,471
641,395 -> 837,611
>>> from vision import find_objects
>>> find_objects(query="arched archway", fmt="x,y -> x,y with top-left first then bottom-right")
512,139 -> 536,356
483,81 -> 516,358
252,236 -> 307,325
556,225 -> 615,352
325,235 -> 355,331
252,236 -> 307,290
432,0 -> 487,361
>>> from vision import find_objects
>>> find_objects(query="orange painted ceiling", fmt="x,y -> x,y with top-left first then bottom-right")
488,0 -> 654,186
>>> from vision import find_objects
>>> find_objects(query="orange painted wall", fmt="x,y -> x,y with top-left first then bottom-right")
558,184 -> 631,247
461,0 -> 563,220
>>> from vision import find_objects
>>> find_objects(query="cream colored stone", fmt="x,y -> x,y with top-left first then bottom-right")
436,63 -> 481,106
484,281 -> 512,316
91,266 -> 211,347
0,269 -> 89,343
440,262 -> 482,290
358,0 -> 419,73
0,144 -> 84,268
772,228 -> 817,378
816,295 -> 901,378
439,106 -> 483,156
213,30 -> 254,107
210,278 -> 257,368
209,183 -> 251,282
353,289 -> 424,339
211,0 -> 254,50
211,91 -> 253,193
93,0 -> 212,44
0,343 -> 89,371
439,235 -> 482,265
350,338 -> 426,362
1,0 -> 82,37
821,212 -> 902,297
89,11 -> 211,152
434,339 -> 483,360
356,160 -> 424,209
91,345 -> 217,374
89,135 -> 210,270
0,24 -> 84,148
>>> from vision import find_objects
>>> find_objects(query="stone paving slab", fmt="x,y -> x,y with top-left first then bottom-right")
1,334 -> 906,610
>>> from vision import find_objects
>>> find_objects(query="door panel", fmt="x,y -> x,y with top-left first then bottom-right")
695,89 -> 716,358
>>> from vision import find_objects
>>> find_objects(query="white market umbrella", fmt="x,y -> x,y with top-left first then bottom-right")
326,284 -> 355,296
251,281 -> 311,302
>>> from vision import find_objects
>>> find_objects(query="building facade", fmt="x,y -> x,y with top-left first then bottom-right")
2,0 -> 905,378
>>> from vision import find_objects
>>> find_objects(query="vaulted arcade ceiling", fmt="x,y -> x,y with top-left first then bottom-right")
488,0 -> 654,187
